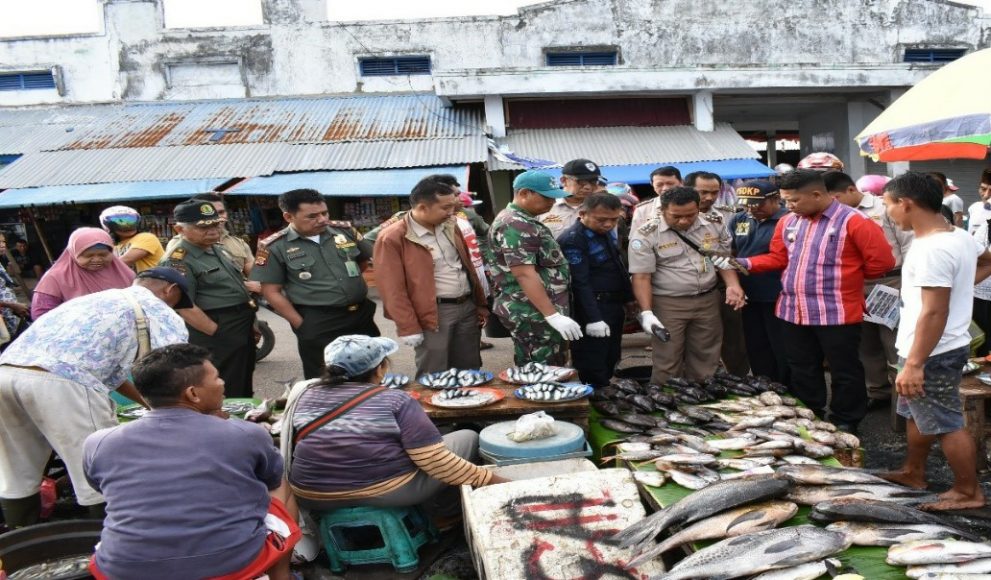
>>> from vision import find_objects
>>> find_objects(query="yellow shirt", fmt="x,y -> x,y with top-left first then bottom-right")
116,232 -> 165,273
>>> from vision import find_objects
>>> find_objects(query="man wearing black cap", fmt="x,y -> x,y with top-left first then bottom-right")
728,180 -> 789,383
539,159 -> 606,239
163,200 -> 257,397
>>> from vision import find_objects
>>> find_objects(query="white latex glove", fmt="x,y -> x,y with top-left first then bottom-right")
545,313 -> 583,341
638,311 -> 671,342
400,334 -> 424,348
585,321 -> 610,338
710,255 -> 735,270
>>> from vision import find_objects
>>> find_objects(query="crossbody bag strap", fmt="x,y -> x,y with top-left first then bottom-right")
122,291 -> 152,360
293,385 -> 387,446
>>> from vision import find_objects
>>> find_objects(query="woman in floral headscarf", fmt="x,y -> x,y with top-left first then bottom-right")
0,233 -> 29,343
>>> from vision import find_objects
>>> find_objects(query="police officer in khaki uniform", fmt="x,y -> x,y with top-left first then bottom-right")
628,186 -> 747,383
249,188 -> 379,379
162,200 -> 257,397
538,159 -> 606,239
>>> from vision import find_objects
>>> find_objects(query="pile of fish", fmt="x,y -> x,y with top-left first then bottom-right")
516,382 -> 589,402
380,373 -> 410,389
505,362 -> 567,383
419,368 -> 489,388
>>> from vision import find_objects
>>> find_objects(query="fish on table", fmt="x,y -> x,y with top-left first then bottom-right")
809,499 -> 982,542
786,483 -> 937,506
751,558 -> 843,580
826,521 -> 967,547
888,540 -> 991,566
611,477 -> 792,549
624,500 -> 799,569
775,464 -> 889,486
907,558 -> 991,578
653,525 -> 851,580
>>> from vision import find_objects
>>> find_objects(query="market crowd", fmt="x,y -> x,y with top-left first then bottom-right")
0,154 -> 990,578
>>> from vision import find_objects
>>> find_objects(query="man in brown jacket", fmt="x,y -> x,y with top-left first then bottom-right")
373,178 -> 489,375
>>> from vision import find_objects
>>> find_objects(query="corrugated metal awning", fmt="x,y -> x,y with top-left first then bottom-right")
0,178 -> 227,209
226,166 -> 469,197
540,159 -> 775,184
488,124 -> 760,171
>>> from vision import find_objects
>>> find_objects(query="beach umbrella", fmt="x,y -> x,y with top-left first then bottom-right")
855,47 -> 991,162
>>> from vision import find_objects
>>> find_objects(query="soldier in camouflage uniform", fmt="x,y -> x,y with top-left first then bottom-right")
489,171 -> 582,365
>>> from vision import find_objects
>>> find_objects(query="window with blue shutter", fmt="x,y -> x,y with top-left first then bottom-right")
359,56 -> 431,76
903,49 -> 966,63
0,71 -> 56,91
546,51 -> 618,66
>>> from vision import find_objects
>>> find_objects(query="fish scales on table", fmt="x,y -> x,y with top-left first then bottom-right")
611,477 -> 792,549
888,540 -> 991,566
826,521 -> 968,547
907,559 -> 991,578
625,500 -> 799,569
809,499 -> 983,541
653,525 -> 852,580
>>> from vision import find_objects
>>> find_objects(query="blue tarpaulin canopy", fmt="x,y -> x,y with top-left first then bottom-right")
226,166 -> 470,197
0,178 -> 227,208
541,159 -> 774,184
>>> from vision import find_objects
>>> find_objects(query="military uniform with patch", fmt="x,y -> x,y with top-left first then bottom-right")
489,203 -> 572,366
249,221 -> 379,379
628,214 -> 731,383
163,200 -> 257,397
557,221 -> 633,387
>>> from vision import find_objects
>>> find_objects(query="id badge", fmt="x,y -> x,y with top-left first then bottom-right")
345,260 -> 360,277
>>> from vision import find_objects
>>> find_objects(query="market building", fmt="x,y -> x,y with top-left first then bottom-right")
0,0 -> 988,257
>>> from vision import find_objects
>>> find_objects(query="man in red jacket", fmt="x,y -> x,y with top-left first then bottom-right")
736,169 -> 895,433
373,179 -> 489,376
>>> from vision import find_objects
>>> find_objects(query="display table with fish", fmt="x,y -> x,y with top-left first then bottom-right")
408,377 -> 590,429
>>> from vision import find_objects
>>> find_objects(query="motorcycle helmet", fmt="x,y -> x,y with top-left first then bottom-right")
99,205 -> 141,233
855,174 -> 891,196
605,182 -> 640,208
773,163 -> 795,175
797,152 -> 845,171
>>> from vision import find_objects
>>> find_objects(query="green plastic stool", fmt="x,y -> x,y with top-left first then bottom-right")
316,505 -> 438,573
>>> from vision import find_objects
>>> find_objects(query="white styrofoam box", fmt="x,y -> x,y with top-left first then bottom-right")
460,467 -> 662,579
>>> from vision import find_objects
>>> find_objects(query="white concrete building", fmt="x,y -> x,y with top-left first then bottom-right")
1,0 -> 989,202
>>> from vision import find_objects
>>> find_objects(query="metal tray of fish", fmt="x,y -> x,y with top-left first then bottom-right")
418,368 -> 494,389
427,387 -> 504,409
380,373 -> 410,389
117,398 -> 259,421
500,362 -> 576,384
514,382 -> 593,403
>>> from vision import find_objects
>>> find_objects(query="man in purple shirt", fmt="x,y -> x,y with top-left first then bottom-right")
84,344 -> 300,580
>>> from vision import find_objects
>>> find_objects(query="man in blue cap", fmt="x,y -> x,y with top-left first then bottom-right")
728,180 -> 789,383
489,171 -> 583,365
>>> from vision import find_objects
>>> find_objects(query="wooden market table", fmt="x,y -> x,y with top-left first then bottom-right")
958,371 -> 991,471
409,378 -> 590,430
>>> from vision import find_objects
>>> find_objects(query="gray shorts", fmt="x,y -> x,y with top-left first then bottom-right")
896,346 -> 968,436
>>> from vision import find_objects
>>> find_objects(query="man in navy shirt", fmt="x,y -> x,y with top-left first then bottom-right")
728,180 -> 789,382
558,193 -> 634,387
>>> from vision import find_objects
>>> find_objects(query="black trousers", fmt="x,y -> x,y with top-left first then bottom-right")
781,321 -> 866,426
188,304 -> 256,398
741,302 -> 790,384
294,300 -> 380,379
974,298 -> 991,357
570,300 -> 625,388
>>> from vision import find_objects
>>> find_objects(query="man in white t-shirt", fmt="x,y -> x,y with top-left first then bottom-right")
881,171 -> 991,511
965,169 -> 991,235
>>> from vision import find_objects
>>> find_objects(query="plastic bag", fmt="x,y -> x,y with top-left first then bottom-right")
506,411 -> 556,442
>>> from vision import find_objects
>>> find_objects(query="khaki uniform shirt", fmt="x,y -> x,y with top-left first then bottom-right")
628,216 -> 731,297
408,218 -> 471,299
538,199 -> 582,239
630,197 -> 661,233
161,239 -> 251,310
166,230 -> 253,273
249,223 -> 371,307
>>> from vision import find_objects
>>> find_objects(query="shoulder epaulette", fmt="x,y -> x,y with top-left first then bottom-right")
165,246 -> 186,261
637,218 -> 660,236
328,220 -> 354,229
258,228 -> 289,251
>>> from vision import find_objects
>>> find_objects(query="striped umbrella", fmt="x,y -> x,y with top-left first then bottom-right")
855,47 -> 991,162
